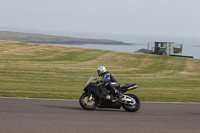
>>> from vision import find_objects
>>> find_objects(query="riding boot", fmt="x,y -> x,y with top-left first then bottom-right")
112,87 -> 121,98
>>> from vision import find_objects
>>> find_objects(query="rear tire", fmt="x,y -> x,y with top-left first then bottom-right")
79,93 -> 98,110
122,94 -> 140,112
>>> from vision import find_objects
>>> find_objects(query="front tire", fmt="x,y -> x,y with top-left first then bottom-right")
122,94 -> 140,112
79,93 -> 98,110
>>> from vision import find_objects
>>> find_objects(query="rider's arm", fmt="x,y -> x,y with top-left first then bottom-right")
96,80 -> 103,84
102,73 -> 110,83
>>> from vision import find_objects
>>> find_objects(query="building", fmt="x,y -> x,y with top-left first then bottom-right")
148,42 -> 182,56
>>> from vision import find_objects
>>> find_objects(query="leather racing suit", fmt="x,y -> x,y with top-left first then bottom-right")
98,72 -> 120,99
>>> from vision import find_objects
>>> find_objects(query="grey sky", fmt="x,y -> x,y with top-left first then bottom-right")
0,0 -> 200,38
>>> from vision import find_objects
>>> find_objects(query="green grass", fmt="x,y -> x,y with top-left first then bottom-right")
0,40 -> 200,102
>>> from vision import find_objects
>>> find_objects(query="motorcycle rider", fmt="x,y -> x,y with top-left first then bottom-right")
96,66 -> 121,100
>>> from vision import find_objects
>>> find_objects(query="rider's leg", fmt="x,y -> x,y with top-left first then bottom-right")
108,83 -> 121,98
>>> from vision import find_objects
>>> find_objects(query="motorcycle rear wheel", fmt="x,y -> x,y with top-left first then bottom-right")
79,93 -> 98,110
122,94 -> 140,112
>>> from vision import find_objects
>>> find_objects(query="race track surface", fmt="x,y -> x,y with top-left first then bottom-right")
0,97 -> 199,133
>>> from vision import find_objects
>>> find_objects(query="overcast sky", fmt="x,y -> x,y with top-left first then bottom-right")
0,0 -> 200,38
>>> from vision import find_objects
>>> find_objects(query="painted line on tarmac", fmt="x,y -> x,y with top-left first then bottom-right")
1,97 -> 200,104
0,97 -> 79,102
142,101 -> 200,104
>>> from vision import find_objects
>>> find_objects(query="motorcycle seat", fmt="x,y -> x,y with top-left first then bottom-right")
124,83 -> 136,88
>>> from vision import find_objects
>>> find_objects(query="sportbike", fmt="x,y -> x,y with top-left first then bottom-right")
79,76 -> 140,112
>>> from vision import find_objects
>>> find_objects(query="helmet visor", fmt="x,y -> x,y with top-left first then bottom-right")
97,70 -> 101,76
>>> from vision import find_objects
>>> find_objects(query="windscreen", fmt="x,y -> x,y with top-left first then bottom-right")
85,76 -> 96,88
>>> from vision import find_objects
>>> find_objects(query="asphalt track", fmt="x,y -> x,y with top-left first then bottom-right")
0,98 -> 200,133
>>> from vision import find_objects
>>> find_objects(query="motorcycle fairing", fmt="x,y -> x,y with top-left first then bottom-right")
84,86 -> 101,98
98,101 -> 121,109
124,83 -> 136,87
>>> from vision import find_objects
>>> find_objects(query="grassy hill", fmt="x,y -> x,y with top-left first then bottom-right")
0,40 -> 200,102
0,31 -> 127,45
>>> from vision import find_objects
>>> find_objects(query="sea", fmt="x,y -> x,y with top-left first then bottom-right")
50,34 -> 200,59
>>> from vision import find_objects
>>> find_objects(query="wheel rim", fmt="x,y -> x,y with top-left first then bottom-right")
83,96 -> 95,106
125,98 -> 138,108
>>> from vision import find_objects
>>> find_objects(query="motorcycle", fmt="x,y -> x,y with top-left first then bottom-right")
79,76 -> 140,112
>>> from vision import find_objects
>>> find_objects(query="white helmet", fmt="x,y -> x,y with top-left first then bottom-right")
97,66 -> 106,76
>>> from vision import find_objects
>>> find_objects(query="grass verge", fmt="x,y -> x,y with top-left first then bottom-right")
0,40 -> 200,102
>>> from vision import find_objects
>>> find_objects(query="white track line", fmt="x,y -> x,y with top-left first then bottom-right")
1,97 -> 200,104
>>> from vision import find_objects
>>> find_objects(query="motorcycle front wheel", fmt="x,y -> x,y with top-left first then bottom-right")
122,94 -> 140,112
79,93 -> 98,110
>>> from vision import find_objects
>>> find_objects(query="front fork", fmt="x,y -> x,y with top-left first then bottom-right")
84,91 -> 94,102
88,94 -> 93,102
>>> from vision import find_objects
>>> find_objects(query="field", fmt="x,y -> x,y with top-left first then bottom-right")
0,31 -> 125,45
0,40 -> 200,102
